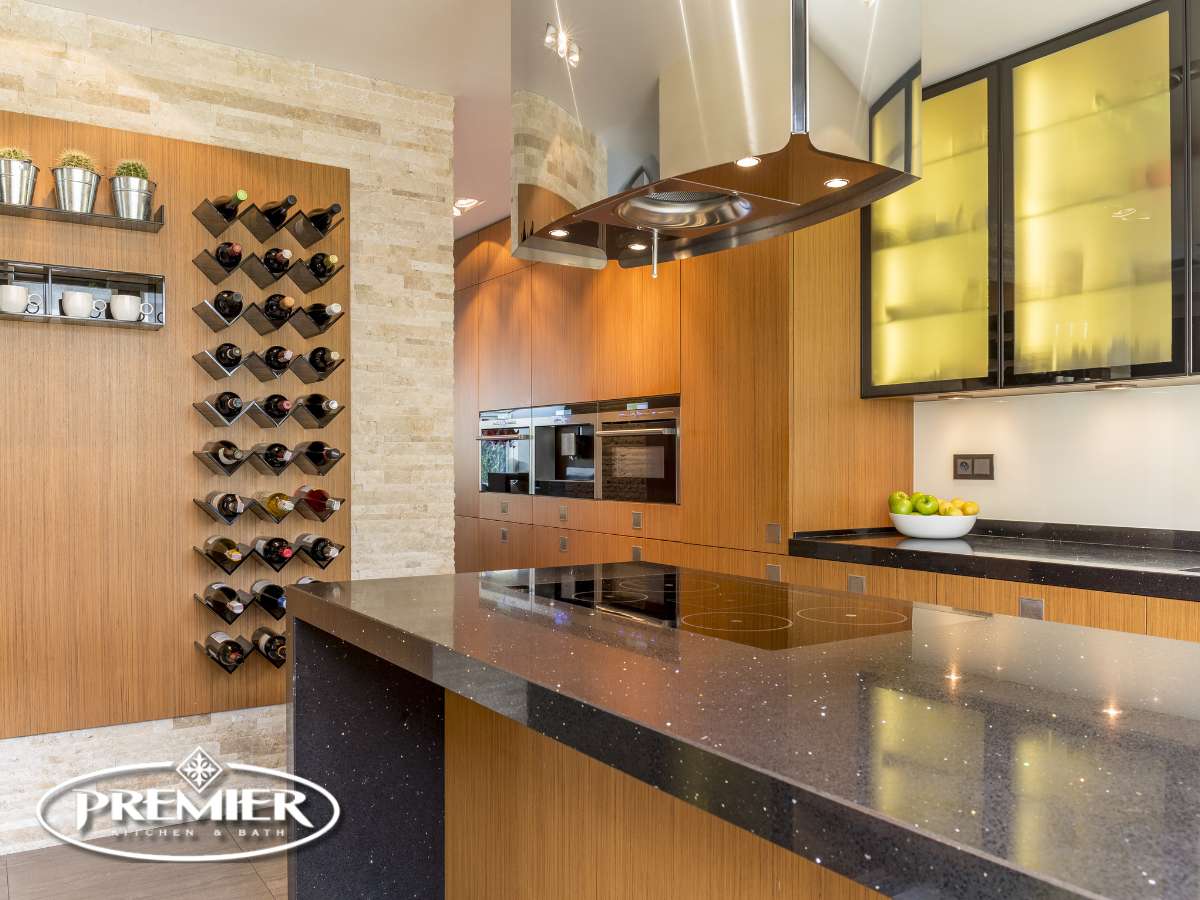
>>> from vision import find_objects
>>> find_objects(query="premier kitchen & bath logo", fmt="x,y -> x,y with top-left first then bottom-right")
36,746 -> 339,862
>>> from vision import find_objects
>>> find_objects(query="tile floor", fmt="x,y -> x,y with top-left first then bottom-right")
0,827 -> 285,900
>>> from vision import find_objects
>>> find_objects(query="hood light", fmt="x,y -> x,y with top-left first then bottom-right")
548,228 -> 570,238
735,156 -> 761,168
627,241 -> 648,252
824,177 -> 850,189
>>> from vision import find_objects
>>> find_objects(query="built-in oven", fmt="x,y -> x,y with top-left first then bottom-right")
596,396 -> 679,504
532,403 -> 598,498
478,408 -> 532,494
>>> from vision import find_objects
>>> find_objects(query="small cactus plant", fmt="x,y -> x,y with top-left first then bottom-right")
57,149 -> 98,173
0,147 -> 31,162
114,159 -> 149,180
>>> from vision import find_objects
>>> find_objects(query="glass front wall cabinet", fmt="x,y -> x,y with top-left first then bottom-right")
1004,3 -> 1186,386
864,70 -> 999,396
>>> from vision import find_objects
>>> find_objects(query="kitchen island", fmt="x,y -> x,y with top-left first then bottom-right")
289,562 -> 1200,899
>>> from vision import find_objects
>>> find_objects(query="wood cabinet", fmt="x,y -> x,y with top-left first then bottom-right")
478,492 -> 534,524
1147,596 -> 1200,641
477,218 -> 528,283
477,266 -> 532,411
532,263 -> 595,404
454,232 -> 480,291
935,574 -> 1149,635
533,496 -> 599,532
533,526 -> 605,567
454,516 -> 480,573
454,287 -> 480,517
591,261 -> 681,401
476,519 -> 534,571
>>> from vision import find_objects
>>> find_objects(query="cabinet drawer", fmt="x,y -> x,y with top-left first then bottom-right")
1147,597 -> 1200,642
778,558 -> 935,603
534,526 -> 605,567
476,520 -> 534,571
936,575 -> 1148,635
596,501 -> 684,541
533,496 -> 599,532
479,492 -> 534,524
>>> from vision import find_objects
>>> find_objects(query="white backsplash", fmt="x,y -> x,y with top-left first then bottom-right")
913,383 -> 1200,530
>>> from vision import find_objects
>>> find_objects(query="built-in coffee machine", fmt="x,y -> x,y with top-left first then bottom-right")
532,403 -> 597,498
478,408 -> 532,494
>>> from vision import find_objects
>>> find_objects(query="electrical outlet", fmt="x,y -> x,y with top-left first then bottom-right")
953,453 -> 994,480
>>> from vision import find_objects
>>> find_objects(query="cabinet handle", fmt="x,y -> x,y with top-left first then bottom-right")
558,504 -> 568,523
765,564 -> 781,582
765,523 -> 782,545
1019,597 -> 1044,620
499,527 -> 508,544
500,500 -> 509,515
631,545 -> 642,562
847,574 -> 866,594
559,536 -> 568,552
631,511 -> 643,530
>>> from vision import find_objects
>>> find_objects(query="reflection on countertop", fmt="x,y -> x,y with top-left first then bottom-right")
293,561 -> 1200,900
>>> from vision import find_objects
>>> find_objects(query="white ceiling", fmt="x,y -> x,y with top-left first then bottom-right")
42,0 -> 1151,239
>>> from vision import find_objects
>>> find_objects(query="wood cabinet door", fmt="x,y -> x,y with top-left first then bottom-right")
533,496 -> 599,532
454,287 -> 480,517
477,267 -> 532,411
477,520 -> 535,571
478,492 -> 534,524
534,527 -> 603,566
591,261 -> 681,401
454,232 -> 480,290
679,238 -> 790,552
478,218 -> 527,283
532,263 -> 595,404
454,516 -> 480,573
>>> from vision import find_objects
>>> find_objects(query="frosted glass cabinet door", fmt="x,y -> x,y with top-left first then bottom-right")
865,72 -> 998,396
1005,4 -> 1187,384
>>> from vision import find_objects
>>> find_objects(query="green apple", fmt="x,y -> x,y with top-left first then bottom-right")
889,496 -> 914,515
913,495 -> 939,516
888,490 -> 910,506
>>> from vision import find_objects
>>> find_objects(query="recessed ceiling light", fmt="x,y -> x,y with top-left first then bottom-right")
735,156 -> 760,168
627,242 -> 648,252
824,177 -> 850,189
548,228 -> 570,238
452,197 -> 483,217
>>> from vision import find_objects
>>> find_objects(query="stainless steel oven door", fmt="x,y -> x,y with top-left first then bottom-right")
596,410 -> 679,504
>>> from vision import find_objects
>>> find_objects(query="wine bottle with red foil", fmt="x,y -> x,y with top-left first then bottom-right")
215,241 -> 243,269
297,485 -> 342,516
261,293 -> 296,325
203,535 -> 245,564
254,536 -> 295,569
297,532 -> 341,565
251,580 -> 288,618
213,342 -> 242,369
303,302 -> 342,328
204,490 -> 246,521
307,203 -> 342,233
212,190 -> 249,221
308,346 -> 342,373
262,345 -> 294,373
203,440 -> 245,467
202,583 -> 245,620
258,393 -> 293,421
261,195 -> 297,229
204,631 -> 246,669
306,253 -> 338,278
252,626 -> 287,665
212,290 -> 244,320
262,247 -> 294,276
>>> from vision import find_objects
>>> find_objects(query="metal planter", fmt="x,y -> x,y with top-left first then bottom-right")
110,175 -> 156,221
0,158 -> 38,205
52,166 -> 100,214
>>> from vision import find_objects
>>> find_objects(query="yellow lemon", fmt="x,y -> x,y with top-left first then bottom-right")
951,498 -> 965,509
962,501 -> 980,516
938,500 -> 954,516
947,507 -> 964,517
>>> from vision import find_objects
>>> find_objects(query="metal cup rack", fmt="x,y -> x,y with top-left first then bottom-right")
193,348 -> 243,380
195,635 -> 253,674
291,401 -> 344,430
254,539 -> 299,574
195,588 -> 251,625
0,259 -> 165,330
194,396 -> 249,427
298,539 -> 345,570
288,306 -> 344,338
243,351 -> 292,382
252,583 -> 289,621
284,210 -> 344,248
293,443 -> 344,476
247,497 -> 294,525
192,298 -> 244,332
247,444 -> 295,476
240,254 -> 290,290
194,542 -> 253,576
238,205 -> 288,243
294,493 -> 344,523
246,398 -> 293,429
291,353 -> 344,384
286,259 -> 344,294
193,198 -> 243,238
193,494 -> 249,525
242,302 -> 293,335
193,248 -> 241,285
194,445 -> 249,477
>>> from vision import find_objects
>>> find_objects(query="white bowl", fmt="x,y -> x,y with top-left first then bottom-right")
890,512 -> 977,539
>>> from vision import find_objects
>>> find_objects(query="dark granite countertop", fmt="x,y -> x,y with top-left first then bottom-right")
292,562 -> 1200,900
790,520 -> 1200,601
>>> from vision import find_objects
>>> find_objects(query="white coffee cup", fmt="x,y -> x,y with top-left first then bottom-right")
0,284 -> 41,315
109,293 -> 154,322
60,290 -> 105,319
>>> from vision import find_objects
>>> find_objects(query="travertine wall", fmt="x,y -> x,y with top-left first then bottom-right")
0,0 -> 454,853
511,89 -> 607,212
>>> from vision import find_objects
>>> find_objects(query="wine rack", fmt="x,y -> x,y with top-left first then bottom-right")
194,541 -> 253,576
293,442 -> 345,476
288,305 -> 344,338
238,204 -> 288,243
252,627 -> 288,669
192,298 -> 244,332
287,259 -> 345,294
193,198 -> 244,238
247,496 -> 295,525
285,209 -> 344,248
244,351 -> 293,382
247,443 -> 295,476
291,352 -> 345,384
195,634 -> 253,674
194,394 -> 249,427
193,347 -> 243,380
252,582 -> 289,621
240,253 -> 290,289
253,537 -> 298,573
246,396 -> 294,429
294,489 -> 344,523
291,399 -> 345,430
0,259 -> 165,330
297,535 -> 345,570
193,494 -> 250,525
194,443 -> 250,477
242,302 -> 293,335
196,586 -> 251,625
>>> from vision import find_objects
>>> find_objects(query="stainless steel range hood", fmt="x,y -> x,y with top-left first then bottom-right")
511,0 -> 921,270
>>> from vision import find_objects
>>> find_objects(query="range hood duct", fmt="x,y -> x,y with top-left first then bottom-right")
511,0 -> 921,269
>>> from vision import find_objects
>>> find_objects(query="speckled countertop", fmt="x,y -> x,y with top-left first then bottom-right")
292,562 -> 1200,900
790,520 -> 1200,600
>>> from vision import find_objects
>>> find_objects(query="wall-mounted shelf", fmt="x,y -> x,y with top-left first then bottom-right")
192,298 -> 243,332
253,539 -> 298,573
238,204 -> 287,243
0,260 -> 165,330
284,210 -> 344,248
291,403 -> 344,430
194,445 -> 249,477
295,493 -> 344,523
193,495 -> 249,525
252,629 -> 288,669
244,352 -> 292,382
298,538 -> 345,570
193,249 -> 241,285
240,254 -> 290,289
288,306 -> 344,338
193,198 -> 243,238
194,542 -> 252,576
242,302 -> 292,335
0,199 -> 165,233
246,400 -> 293,429
195,634 -> 253,674
194,396 -> 249,428
293,443 -> 344,476
247,497 -> 294,525
286,260 -> 344,294
247,444 -> 295,476
291,353 -> 344,384
193,349 -> 242,380
195,588 -> 250,625
252,582 -> 288,620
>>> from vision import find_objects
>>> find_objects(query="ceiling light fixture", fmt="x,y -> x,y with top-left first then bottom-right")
824,177 -> 850,189
628,242 -> 648,252
543,23 -> 580,68
452,197 -> 483,217
735,156 -> 761,168
548,228 -> 570,238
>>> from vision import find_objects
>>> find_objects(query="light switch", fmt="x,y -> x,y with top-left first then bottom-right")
631,511 -> 643,530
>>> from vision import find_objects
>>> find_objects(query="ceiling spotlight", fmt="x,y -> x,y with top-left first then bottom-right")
735,156 -> 761,168
824,177 -> 850,189
627,242 -> 648,252
548,228 -> 570,238
452,197 -> 483,217
544,24 -> 580,68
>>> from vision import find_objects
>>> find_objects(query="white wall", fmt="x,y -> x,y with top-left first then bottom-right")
913,384 -> 1200,529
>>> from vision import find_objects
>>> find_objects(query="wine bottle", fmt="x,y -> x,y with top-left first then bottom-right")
298,485 -> 341,515
261,195 -> 297,229
213,342 -> 242,369
203,535 -> 244,563
205,631 -> 245,667
215,241 -> 243,269
261,293 -> 296,324
251,580 -> 288,616
298,441 -> 343,466
300,394 -> 339,418
254,442 -> 293,468
212,290 -> 244,320
254,536 -> 294,567
306,253 -> 339,278
308,346 -> 342,373
255,491 -> 295,518
262,247 -> 293,276
297,532 -> 341,562
203,583 -> 245,617
307,203 -> 342,232
252,626 -> 288,664
263,345 -> 294,372
212,190 -> 249,220
205,490 -> 245,520
303,302 -> 343,328
204,440 -> 245,466
207,391 -> 244,419
259,394 -> 293,420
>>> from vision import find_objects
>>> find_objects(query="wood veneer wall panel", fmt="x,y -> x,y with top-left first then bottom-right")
0,110 -> 351,738
453,286 -> 479,517
477,266 -> 532,411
